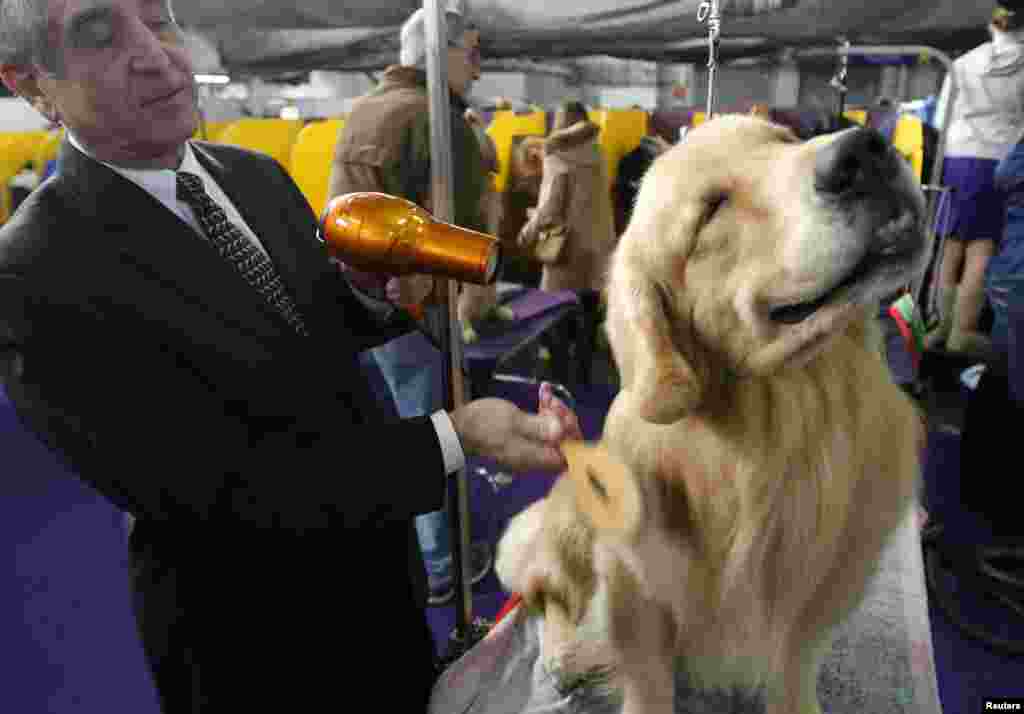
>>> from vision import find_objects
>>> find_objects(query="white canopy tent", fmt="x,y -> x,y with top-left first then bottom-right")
169,0 -> 993,77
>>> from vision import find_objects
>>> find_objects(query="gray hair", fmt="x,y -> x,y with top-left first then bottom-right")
0,0 -> 179,72
0,0 -> 51,68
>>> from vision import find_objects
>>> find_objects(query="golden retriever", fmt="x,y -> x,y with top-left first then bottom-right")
495,115 -> 929,714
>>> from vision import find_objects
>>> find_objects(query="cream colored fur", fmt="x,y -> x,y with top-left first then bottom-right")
496,115 -> 929,714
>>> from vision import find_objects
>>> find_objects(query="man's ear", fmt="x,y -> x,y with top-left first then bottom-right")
0,64 -> 60,124
0,63 -> 24,95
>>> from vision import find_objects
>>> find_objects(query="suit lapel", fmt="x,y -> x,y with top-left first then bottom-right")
55,140 -> 298,342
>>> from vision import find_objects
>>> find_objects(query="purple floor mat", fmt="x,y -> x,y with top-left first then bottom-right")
6,358 -> 1022,712
502,289 -> 579,321
2,389 -> 162,714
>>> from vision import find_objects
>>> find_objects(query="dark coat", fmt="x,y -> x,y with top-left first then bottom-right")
0,139 -> 447,712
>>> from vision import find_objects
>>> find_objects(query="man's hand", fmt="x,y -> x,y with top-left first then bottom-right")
450,397 -> 568,473
385,274 -> 434,306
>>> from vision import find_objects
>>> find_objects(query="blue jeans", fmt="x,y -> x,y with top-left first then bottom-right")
987,273 -> 1024,357
368,322 -> 454,576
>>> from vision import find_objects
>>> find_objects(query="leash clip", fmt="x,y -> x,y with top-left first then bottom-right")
697,0 -> 711,23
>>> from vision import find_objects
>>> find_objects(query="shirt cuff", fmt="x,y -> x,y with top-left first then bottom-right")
430,410 -> 466,475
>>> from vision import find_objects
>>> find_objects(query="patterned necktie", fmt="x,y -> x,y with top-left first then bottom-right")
176,171 -> 309,337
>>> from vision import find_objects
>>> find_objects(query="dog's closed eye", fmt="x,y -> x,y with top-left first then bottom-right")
699,193 -> 728,231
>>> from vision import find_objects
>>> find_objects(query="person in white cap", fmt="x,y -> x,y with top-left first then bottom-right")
329,6 -> 496,608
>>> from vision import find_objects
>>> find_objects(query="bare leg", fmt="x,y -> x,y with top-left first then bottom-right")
938,237 -> 965,292
925,237 -> 963,349
948,238 -> 995,355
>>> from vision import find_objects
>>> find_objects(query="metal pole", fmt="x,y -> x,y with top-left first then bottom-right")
423,0 -> 476,653
424,1 -> 455,224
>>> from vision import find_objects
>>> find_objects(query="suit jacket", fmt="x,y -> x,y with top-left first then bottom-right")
0,140 -> 447,712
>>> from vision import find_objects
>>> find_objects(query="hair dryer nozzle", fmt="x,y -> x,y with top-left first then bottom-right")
320,192 -> 501,285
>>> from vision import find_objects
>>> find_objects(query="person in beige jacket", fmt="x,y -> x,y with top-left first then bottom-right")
519,100 -> 617,385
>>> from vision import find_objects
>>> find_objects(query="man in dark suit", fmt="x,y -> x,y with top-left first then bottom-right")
0,0 -> 571,711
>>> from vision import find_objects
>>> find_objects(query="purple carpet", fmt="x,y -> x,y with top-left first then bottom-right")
920,429 -> 1024,710
4,362 -> 1023,712
2,389 -> 163,713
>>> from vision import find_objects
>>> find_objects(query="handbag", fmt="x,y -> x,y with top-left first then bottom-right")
531,223 -> 568,264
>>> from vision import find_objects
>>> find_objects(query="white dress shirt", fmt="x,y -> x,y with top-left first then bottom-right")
66,132 -> 465,476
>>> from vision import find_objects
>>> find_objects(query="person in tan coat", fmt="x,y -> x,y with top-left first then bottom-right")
519,100 -> 617,385
519,101 -> 617,293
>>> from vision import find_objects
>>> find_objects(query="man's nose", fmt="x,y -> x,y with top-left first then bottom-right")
127,22 -> 174,72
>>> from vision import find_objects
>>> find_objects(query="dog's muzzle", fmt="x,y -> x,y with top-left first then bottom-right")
769,128 -> 926,326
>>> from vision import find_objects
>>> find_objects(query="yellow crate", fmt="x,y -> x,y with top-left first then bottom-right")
891,114 -> 925,182
290,118 -> 346,219
588,108 -> 649,188
486,110 -> 547,193
216,118 -> 304,172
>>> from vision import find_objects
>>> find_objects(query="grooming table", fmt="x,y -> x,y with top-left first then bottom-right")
462,286 -> 580,398
429,507 -> 943,714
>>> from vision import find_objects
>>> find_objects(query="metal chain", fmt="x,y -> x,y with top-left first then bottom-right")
830,36 -> 851,125
697,0 -> 721,118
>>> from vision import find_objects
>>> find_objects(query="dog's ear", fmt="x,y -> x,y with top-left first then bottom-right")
606,266 -> 702,424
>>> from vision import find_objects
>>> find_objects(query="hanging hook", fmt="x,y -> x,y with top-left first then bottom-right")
698,0 -> 721,118
697,0 -> 711,23
830,36 -> 851,128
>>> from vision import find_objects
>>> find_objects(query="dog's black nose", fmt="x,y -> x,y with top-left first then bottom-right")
814,127 -> 896,195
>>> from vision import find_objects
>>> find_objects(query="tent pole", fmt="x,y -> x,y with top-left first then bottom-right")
423,0 -> 483,666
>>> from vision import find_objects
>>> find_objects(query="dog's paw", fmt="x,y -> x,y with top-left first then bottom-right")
495,501 -> 550,595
